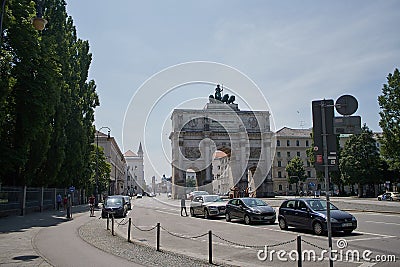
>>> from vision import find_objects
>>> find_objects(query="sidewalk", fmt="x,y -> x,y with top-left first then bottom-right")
0,205 -> 87,267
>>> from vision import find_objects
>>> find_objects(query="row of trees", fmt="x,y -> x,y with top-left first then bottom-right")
0,1 -> 110,193
286,68 -> 400,197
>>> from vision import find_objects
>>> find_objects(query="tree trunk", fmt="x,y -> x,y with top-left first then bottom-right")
357,183 -> 363,198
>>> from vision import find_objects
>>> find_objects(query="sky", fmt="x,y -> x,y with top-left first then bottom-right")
66,0 -> 400,183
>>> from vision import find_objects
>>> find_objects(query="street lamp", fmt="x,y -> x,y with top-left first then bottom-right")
1,0 -> 48,46
96,126 -> 111,206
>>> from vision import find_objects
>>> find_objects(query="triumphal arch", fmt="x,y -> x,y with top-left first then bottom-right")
169,85 -> 274,198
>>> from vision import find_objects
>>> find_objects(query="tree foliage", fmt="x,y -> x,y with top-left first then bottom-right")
378,68 -> 400,172
0,0 -> 100,190
339,125 -> 385,196
286,156 -> 307,192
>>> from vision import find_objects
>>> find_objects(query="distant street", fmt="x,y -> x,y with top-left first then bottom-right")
115,195 -> 399,266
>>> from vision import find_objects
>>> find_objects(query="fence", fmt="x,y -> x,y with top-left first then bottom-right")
104,215 -> 335,266
0,186 -> 85,217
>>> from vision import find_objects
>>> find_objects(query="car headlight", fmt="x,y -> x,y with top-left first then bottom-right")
330,218 -> 339,222
208,206 -> 217,210
351,216 -> 357,221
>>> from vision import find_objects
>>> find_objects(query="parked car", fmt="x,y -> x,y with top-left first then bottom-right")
188,191 -> 209,201
101,196 -> 127,218
190,195 -> 226,218
136,193 -> 143,198
278,198 -> 357,235
225,198 -> 276,225
377,192 -> 399,201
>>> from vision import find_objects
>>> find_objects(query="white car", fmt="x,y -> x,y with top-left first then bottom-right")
189,195 -> 227,219
377,192 -> 399,201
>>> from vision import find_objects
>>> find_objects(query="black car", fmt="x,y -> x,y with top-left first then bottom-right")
225,198 -> 276,225
101,196 -> 127,218
278,198 -> 357,235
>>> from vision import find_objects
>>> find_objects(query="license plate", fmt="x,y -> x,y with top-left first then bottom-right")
342,223 -> 352,227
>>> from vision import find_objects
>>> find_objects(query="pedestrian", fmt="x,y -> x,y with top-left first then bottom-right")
180,194 -> 188,216
56,193 -> 62,211
63,195 -> 68,211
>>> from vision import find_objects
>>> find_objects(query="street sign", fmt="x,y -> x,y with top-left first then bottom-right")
69,186 -> 75,193
334,116 -> 361,134
335,95 -> 358,116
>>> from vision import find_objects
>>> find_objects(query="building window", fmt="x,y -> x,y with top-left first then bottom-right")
277,140 -> 281,147
306,140 -> 309,147
289,184 -> 293,191
287,140 -> 290,146
296,140 -> 300,146
307,161 -> 310,167
297,151 -> 300,157
278,171 -> 282,178
277,151 -> 281,157
307,171 -> 311,177
278,161 -> 282,167
279,184 -> 283,191
287,151 -> 291,157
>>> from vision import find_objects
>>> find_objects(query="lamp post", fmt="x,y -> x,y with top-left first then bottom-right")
1,0 -> 48,46
96,126 -> 111,206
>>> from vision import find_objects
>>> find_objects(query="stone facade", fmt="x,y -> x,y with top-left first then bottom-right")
124,143 -> 145,195
169,102 -> 273,198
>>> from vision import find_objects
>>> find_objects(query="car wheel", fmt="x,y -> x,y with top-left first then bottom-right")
389,197 -> 393,201
204,209 -> 209,219
244,215 -> 251,225
225,212 -> 231,222
190,208 -> 195,217
313,221 -> 324,235
279,218 -> 287,230
343,229 -> 353,234
378,197 -> 381,201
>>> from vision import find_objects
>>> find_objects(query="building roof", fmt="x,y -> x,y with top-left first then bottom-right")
275,127 -> 312,138
213,150 -> 227,159
124,150 -> 137,157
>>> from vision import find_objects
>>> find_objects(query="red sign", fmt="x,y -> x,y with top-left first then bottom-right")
316,155 -> 323,164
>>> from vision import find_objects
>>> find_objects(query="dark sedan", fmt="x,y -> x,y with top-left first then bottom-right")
278,198 -> 357,235
225,198 -> 276,225
101,196 -> 127,218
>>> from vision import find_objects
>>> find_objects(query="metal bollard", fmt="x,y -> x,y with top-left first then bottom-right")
107,213 -> 109,230
297,235 -> 302,267
111,215 -> 114,234
128,218 -> 132,242
156,222 -> 160,251
209,230 -> 212,264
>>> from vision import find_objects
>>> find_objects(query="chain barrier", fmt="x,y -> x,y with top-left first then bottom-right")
115,218 -> 129,226
160,225 -> 209,240
301,238 -> 327,251
131,222 -> 157,232
212,233 -> 297,250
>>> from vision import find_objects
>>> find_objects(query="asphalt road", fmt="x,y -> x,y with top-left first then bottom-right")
115,195 -> 399,267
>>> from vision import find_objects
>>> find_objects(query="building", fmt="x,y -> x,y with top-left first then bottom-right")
272,127 -> 319,195
212,151 -> 232,195
124,143 -> 145,195
95,130 -> 126,196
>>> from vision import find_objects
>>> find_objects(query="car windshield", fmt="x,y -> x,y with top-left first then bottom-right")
242,198 -> 268,207
306,199 -> 338,211
203,195 -> 223,202
106,198 -> 122,205
192,191 -> 208,196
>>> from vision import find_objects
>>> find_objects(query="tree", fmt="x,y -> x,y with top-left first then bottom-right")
286,156 -> 307,194
0,0 -> 99,188
88,145 -> 111,196
378,68 -> 400,173
339,125 -> 385,197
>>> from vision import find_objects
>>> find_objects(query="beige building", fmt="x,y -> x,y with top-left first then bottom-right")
124,143 -> 145,195
95,130 -> 126,196
272,127 -> 320,195
211,151 -> 233,195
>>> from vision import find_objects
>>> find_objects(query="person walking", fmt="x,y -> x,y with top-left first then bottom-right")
180,194 -> 188,216
56,193 -> 62,211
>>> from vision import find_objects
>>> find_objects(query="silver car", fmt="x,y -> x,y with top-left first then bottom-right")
189,195 -> 227,219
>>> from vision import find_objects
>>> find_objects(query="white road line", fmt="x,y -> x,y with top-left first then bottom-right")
351,212 -> 400,217
358,262 -> 376,267
345,236 -> 394,242
364,220 -> 400,226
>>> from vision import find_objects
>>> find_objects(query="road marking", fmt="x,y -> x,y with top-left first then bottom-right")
351,212 -> 400,217
358,262 -> 376,267
364,220 -> 400,226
